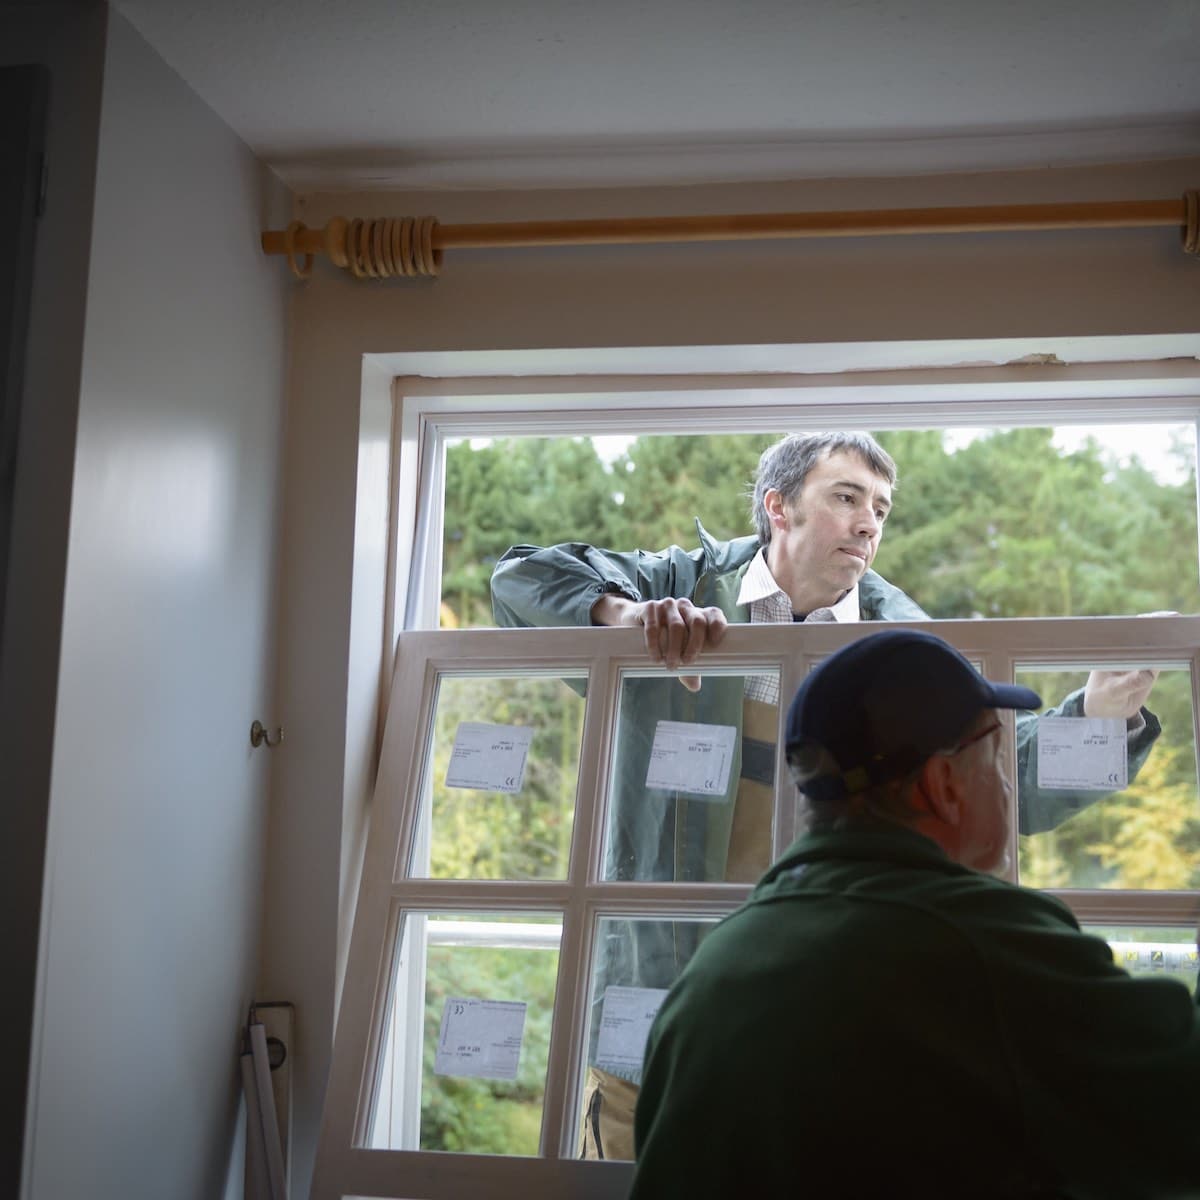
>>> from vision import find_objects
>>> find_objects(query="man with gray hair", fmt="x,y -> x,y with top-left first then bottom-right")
631,630 -> 1199,1199
490,430 -> 1160,1158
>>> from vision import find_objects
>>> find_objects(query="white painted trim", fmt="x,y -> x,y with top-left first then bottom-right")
322,358 -> 1200,1195
398,365 -> 1200,401
315,616 -> 1200,1198
425,395 -> 1200,438
367,337 -> 1200,381
423,919 -> 562,950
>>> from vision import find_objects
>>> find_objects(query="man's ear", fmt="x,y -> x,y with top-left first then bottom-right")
916,753 -> 964,828
763,488 -> 789,533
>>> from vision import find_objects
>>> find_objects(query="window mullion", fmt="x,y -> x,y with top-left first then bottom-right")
981,645 -> 1020,886
539,648 -> 614,1159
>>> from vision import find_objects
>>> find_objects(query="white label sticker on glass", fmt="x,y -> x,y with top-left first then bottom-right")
595,986 -> 669,1074
433,997 -> 527,1080
1036,716 -> 1127,792
445,722 -> 534,794
645,720 -> 738,798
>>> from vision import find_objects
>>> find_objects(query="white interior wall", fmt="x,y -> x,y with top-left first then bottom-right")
268,157 -> 1200,1195
20,9 -> 290,1199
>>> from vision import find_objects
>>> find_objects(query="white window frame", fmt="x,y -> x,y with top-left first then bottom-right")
311,368 -> 1200,1200
312,616 -> 1200,1200
386,371 -> 1200,648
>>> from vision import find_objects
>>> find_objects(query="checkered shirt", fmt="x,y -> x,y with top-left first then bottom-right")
737,549 -> 860,704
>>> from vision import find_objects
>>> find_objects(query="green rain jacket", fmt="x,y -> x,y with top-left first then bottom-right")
490,522 -> 1160,860
632,826 -> 1200,1199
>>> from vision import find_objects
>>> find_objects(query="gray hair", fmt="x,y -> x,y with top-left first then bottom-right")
749,432 -> 897,544
795,776 -> 920,837
791,708 -> 994,836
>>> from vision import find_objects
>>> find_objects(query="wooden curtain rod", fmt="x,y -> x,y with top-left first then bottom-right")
263,192 -> 1200,279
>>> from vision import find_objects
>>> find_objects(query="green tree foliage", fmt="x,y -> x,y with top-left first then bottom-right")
1017,668 -> 1200,891
1087,750 -> 1200,889
427,676 -> 584,880
442,437 -> 621,626
608,433 -> 776,546
872,428 -> 1200,618
420,937 -> 559,1153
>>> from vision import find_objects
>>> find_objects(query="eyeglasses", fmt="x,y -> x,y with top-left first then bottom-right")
942,720 -> 1002,758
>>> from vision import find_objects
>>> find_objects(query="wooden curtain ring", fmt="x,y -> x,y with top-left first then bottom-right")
413,216 -> 430,276
348,217 -> 365,277
284,220 -> 313,280
399,217 -> 415,276
420,216 -> 442,276
359,217 -> 376,278
1184,190 -> 1199,256
371,218 -> 386,277
326,216 -> 349,268
410,217 -> 428,276
345,218 -> 364,277
396,219 -> 410,277
380,217 -> 396,277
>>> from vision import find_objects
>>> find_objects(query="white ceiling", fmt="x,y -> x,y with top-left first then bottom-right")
114,0 -> 1200,191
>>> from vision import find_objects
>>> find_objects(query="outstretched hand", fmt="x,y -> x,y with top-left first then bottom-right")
1083,668 -> 1159,721
591,594 -> 728,692
1083,611 -> 1176,722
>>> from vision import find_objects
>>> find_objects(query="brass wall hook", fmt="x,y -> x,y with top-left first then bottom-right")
250,720 -> 284,749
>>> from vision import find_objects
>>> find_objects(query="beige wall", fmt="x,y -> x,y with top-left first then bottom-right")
18,9 -> 290,1199
291,160 -> 1200,351
269,158 -> 1200,1193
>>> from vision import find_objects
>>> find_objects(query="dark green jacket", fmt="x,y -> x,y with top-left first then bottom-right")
632,826 -> 1200,1199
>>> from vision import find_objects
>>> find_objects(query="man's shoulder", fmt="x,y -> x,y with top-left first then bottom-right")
685,860 -> 1078,1012
695,520 -> 760,573
899,866 -> 1075,925
754,834 -> 1077,937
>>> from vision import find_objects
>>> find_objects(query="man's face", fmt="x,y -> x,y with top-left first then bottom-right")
948,711 -> 1012,874
766,450 -> 892,608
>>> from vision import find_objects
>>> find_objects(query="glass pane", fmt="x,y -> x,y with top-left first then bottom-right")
603,668 -> 781,882
449,423 -> 1198,630
1017,664 -> 1200,890
1085,925 -> 1199,981
405,673 -> 585,880
367,912 -> 562,1155
576,915 -> 720,1160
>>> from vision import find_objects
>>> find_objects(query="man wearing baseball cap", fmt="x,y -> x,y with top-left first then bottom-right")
631,629 -> 1200,1199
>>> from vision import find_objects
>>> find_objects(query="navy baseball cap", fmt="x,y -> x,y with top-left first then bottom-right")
785,629 -> 1041,802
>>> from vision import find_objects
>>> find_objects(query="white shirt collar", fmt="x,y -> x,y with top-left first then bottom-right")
736,548 -> 860,622
826,584 -> 862,623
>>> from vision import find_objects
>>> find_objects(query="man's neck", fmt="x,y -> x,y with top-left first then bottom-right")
765,544 -> 846,615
